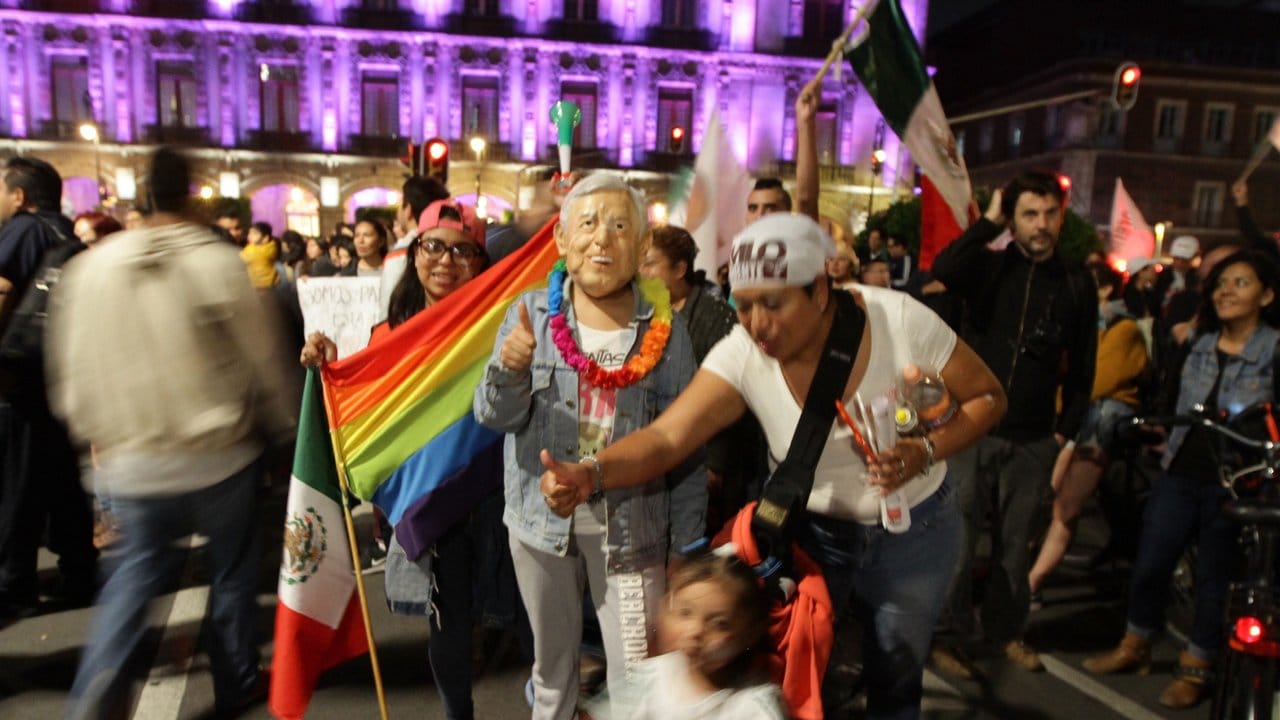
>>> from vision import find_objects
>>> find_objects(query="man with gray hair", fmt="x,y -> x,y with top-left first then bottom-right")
475,172 -> 705,720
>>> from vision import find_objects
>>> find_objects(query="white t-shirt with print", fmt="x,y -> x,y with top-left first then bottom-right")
573,323 -> 631,535
701,285 -> 957,524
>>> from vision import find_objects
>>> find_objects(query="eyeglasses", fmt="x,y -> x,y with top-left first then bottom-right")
418,238 -> 483,261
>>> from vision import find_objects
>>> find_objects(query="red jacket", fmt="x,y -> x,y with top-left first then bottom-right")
713,503 -> 834,720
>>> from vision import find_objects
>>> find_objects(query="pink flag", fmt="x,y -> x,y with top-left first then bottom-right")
1109,178 -> 1155,263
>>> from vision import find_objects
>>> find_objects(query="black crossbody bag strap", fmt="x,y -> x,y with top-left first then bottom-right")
751,290 -> 865,575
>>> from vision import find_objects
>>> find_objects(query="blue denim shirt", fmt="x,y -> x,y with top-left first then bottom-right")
473,277 -> 706,572
1164,324 -> 1280,468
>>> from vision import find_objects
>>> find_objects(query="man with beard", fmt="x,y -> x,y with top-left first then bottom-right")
929,170 -> 1097,676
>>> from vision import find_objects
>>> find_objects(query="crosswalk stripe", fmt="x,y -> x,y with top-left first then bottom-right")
130,537 -> 207,720
1042,654 -> 1168,720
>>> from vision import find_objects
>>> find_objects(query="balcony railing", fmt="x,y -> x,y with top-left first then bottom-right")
236,1 -> 313,25
143,124 -> 211,145
443,12 -> 518,37
23,0 -> 101,12
341,6 -> 423,30
246,129 -> 316,153
348,133 -> 406,156
544,144 -> 616,170
644,26 -> 718,51
131,0 -> 207,18
544,19 -> 620,44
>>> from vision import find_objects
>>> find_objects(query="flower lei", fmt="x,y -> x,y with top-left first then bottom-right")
547,259 -> 672,390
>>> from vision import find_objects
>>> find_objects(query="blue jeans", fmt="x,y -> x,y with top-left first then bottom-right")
66,461 -> 262,720
798,477 -> 962,720
1127,472 -> 1239,660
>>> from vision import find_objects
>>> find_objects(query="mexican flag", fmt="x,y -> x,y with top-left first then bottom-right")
269,369 -> 369,719
668,108 -> 753,275
845,0 -> 971,270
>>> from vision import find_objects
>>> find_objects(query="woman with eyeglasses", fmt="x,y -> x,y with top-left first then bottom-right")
301,199 -> 511,720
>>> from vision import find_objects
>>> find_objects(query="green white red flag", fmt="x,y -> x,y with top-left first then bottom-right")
844,0 -> 972,270
269,369 -> 368,719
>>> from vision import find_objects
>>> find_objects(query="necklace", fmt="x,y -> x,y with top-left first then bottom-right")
547,259 -> 673,389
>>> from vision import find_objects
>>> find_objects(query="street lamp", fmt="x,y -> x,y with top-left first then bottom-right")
469,136 -> 486,217
79,121 -> 103,206
867,120 -> 887,220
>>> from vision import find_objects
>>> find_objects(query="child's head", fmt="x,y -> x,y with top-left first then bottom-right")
660,549 -> 769,686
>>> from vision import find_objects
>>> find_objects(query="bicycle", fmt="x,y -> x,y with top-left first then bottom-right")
1131,403 -> 1280,719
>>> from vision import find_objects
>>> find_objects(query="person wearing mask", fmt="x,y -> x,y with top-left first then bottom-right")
539,213 -> 1006,720
48,147 -> 296,717
1084,250 -> 1280,709
475,174 -> 705,720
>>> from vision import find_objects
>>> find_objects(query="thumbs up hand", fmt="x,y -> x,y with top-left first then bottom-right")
500,301 -> 537,373
538,449 -> 592,518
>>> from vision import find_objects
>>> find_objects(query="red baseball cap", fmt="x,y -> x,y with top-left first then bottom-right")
417,199 -> 485,247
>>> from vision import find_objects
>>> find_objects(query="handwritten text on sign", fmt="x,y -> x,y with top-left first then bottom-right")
297,277 -> 382,359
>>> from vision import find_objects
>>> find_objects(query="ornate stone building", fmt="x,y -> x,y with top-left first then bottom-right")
0,0 -> 931,236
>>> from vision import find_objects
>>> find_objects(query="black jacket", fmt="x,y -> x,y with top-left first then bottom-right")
932,218 -> 1097,441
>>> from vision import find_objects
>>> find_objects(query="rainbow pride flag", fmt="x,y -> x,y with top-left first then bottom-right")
320,220 -> 559,559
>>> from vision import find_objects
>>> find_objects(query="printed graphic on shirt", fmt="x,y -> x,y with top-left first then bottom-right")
577,324 -> 632,458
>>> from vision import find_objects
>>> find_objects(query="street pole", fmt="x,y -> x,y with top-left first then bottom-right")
469,136 -> 486,216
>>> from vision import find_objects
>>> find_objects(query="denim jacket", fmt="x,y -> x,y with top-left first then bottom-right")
1164,324 -> 1280,468
473,277 -> 706,572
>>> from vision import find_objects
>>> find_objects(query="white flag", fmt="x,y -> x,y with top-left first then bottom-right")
668,109 -> 753,274
1109,178 -> 1155,263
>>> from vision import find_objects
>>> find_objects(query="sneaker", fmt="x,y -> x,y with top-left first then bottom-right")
929,644 -> 977,680
1004,640 -> 1044,672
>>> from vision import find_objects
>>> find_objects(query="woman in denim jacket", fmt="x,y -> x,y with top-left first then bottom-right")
474,174 -> 705,720
1085,250 -> 1280,709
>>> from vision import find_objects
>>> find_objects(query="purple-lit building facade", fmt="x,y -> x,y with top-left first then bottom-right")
0,0 -> 930,236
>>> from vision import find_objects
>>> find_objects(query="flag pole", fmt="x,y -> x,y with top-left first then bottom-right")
322,377 -> 391,720
814,3 -> 877,86
1238,138 -> 1275,184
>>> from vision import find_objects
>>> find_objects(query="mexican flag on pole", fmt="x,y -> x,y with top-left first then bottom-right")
844,0 -> 972,270
269,369 -> 368,719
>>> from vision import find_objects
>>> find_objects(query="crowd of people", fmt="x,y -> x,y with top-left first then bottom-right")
0,80 -> 1276,720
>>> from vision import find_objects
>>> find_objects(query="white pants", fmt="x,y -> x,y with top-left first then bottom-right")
510,526 -> 665,720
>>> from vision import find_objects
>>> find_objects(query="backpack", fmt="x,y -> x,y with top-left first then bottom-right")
0,216 -> 85,373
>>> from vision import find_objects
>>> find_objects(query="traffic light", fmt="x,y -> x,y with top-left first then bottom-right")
1111,62 -> 1141,112
871,148 -> 886,176
1056,173 -> 1072,202
400,142 -> 420,170
424,137 -> 449,184
670,126 -> 685,154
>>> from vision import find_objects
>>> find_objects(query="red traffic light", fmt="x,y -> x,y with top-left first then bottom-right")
671,126 -> 684,141
1057,174 -> 1072,192
423,137 -> 449,183
1111,62 -> 1141,112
